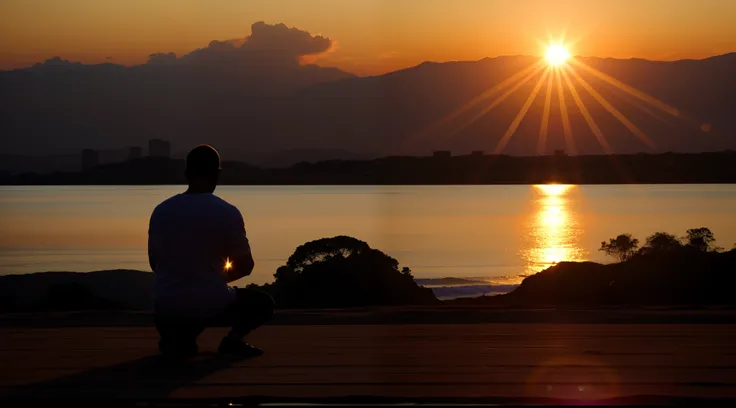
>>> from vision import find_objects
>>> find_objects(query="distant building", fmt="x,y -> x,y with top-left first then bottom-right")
432,150 -> 451,159
98,148 -> 128,164
81,149 -> 99,170
128,146 -> 142,161
470,150 -> 484,157
148,139 -> 171,158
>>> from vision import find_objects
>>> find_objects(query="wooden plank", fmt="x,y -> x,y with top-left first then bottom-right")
1,324 -> 736,401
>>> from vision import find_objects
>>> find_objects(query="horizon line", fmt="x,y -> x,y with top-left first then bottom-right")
3,52 -> 734,77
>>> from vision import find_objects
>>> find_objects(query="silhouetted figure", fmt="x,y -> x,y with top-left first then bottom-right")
148,145 -> 273,361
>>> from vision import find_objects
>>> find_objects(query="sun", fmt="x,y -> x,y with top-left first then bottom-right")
545,44 -> 571,66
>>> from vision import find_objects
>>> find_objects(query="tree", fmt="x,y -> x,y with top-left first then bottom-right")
286,236 -> 371,272
685,227 -> 717,252
599,234 -> 639,262
641,232 -> 682,254
271,236 -> 437,308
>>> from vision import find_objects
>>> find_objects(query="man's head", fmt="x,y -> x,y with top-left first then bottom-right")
185,145 -> 221,193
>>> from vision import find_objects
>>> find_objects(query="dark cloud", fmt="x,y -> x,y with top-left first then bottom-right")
149,22 -> 333,66
147,52 -> 177,65
242,22 -> 332,57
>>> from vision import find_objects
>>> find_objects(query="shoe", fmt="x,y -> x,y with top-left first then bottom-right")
218,337 -> 264,357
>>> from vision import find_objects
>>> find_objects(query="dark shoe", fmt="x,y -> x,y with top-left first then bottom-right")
218,337 -> 263,357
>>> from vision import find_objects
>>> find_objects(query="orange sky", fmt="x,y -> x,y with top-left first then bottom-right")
1,0 -> 735,76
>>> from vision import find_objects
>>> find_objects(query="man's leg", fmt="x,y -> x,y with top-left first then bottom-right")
217,288 -> 274,355
227,288 -> 275,339
155,317 -> 203,359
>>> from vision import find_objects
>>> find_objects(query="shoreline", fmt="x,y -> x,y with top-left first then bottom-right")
4,151 -> 736,185
0,270 -> 519,302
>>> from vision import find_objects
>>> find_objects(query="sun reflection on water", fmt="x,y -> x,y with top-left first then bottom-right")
523,184 -> 586,275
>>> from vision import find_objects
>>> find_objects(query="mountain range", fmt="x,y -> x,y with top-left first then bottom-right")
1,49 -> 734,165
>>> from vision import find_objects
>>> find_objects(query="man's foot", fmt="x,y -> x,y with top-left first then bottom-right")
218,337 -> 263,357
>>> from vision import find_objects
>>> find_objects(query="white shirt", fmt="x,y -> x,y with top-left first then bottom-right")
148,193 -> 251,319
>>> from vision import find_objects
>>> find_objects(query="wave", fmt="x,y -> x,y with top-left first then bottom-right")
414,277 -> 521,300
429,284 -> 519,300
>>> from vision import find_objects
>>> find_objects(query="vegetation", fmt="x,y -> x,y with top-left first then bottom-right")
600,227 -> 723,263
599,234 -> 640,262
685,227 -> 720,252
457,226 -> 736,307
641,232 -> 682,254
3,229 -> 735,312
255,236 -> 438,309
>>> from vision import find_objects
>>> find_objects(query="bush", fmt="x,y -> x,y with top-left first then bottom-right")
266,236 -> 438,308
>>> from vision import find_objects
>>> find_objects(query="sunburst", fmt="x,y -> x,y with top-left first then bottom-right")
400,33 -> 709,157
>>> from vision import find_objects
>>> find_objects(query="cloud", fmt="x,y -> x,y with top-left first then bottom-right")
148,22 -> 334,66
147,52 -> 177,65
243,22 -> 332,57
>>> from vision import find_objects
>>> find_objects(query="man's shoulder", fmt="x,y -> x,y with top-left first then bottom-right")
152,194 -> 184,214
210,195 -> 242,219
151,193 -> 241,220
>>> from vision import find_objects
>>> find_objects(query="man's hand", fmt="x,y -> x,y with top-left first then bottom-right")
223,252 -> 255,283
222,207 -> 253,283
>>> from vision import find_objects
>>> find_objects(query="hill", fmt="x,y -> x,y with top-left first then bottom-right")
288,54 -> 736,156
451,248 -> 736,307
0,270 -> 153,312
1,53 -> 734,164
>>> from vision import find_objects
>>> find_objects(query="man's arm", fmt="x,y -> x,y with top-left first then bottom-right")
222,208 -> 254,283
225,251 -> 255,283
148,214 -> 157,272
148,252 -> 157,273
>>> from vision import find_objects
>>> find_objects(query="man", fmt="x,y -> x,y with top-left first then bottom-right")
148,144 -> 273,360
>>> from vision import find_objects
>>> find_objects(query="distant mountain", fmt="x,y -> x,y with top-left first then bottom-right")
0,56 -> 354,158
1,53 -> 734,161
255,148 -> 373,168
287,54 -> 736,156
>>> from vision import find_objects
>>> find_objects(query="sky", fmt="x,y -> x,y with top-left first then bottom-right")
1,0 -> 735,76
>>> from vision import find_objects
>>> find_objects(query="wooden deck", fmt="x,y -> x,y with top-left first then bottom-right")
1,323 -> 736,403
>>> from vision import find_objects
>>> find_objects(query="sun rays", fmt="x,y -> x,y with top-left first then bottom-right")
494,68 -> 551,154
560,67 -> 613,153
450,63 -> 546,142
403,42 -> 708,156
554,69 -> 577,155
537,70 -> 554,155
565,65 -> 656,149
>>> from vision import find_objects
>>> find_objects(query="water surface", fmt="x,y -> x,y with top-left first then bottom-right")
1,185 -> 734,285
